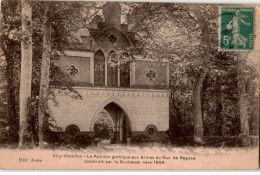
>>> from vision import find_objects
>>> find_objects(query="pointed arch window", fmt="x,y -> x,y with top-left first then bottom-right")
120,62 -> 130,87
120,52 -> 130,87
107,51 -> 118,87
94,50 -> 105,86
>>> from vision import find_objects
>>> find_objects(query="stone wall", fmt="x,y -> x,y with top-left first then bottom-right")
49,87 -> 169,134
59,55 -> 91,84
134,60 -> 169,89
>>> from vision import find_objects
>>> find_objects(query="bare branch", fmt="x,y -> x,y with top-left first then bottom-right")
51,9 -> 100,43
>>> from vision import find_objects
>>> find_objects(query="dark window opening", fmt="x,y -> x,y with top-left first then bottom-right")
147,128 -> 155,135
108,34 -> 117,44
120,62 -> 130,87
66,125 -> 80,136
145,125 -> 157,135
94,50 -> 105,86
107,51 -> 118,87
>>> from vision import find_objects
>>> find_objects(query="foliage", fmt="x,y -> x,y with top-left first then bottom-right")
127,3 -> 259,145
94,110 -> 114,140
0,0 -> 101,145
132,134 -> 149,144
0,1 -> 258,147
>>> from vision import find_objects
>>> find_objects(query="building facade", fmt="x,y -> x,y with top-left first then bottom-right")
49,2 -> 170,144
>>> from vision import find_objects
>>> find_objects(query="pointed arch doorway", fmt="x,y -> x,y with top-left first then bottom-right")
93,102 -> 132,144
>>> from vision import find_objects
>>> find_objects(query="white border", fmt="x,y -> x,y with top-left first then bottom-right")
0,0 -> 259,174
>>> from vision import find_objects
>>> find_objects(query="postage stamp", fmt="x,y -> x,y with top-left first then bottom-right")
220,7 -> 255,50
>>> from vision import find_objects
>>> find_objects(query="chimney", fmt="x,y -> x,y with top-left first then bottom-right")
102,2 -> 121,27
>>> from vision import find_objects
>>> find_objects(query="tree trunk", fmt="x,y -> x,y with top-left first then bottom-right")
6,53 -> 19,142
192,71 -> 206,144
215,76 -> 223,136
237,63 -> 250,147
18,0 -> 33,148
191,5 -> 212,144
1,7 -> 19,144
38,4 -> 51,148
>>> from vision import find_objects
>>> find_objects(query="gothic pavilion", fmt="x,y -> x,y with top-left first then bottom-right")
49,2 -> 170,144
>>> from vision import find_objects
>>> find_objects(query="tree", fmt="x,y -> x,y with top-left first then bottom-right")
18,0 -> 33,148
126,3 -> 259,146
237,53 -> 252,146
0,0 -> 102,146
38,3 -> 51,148
37,1 -> 102,147
0,0 -> 21,143
202,52 -> 241,140
94,110 -> 114,140
190,5 -> 215,144
127,3 -> 219,144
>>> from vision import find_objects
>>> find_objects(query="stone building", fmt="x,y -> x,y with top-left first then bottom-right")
49,2 -> 170,144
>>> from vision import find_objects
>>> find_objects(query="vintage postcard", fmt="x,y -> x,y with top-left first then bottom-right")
0,0 -> 259,170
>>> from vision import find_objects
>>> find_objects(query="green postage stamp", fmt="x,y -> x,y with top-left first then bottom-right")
220,7 -> 255,50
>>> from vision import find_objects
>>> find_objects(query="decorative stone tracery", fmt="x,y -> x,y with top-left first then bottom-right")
54,88 -> 169,99
145,69 -> 157,81
66,64 -> 79,77
108,34 -> 118,44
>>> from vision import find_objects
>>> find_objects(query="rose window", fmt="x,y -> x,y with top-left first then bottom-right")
66,64 -> 79,78
108,34 -> 117,44
145,69 -> 157,81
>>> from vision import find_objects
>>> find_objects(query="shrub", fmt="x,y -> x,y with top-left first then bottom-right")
132,134 -> 149,144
